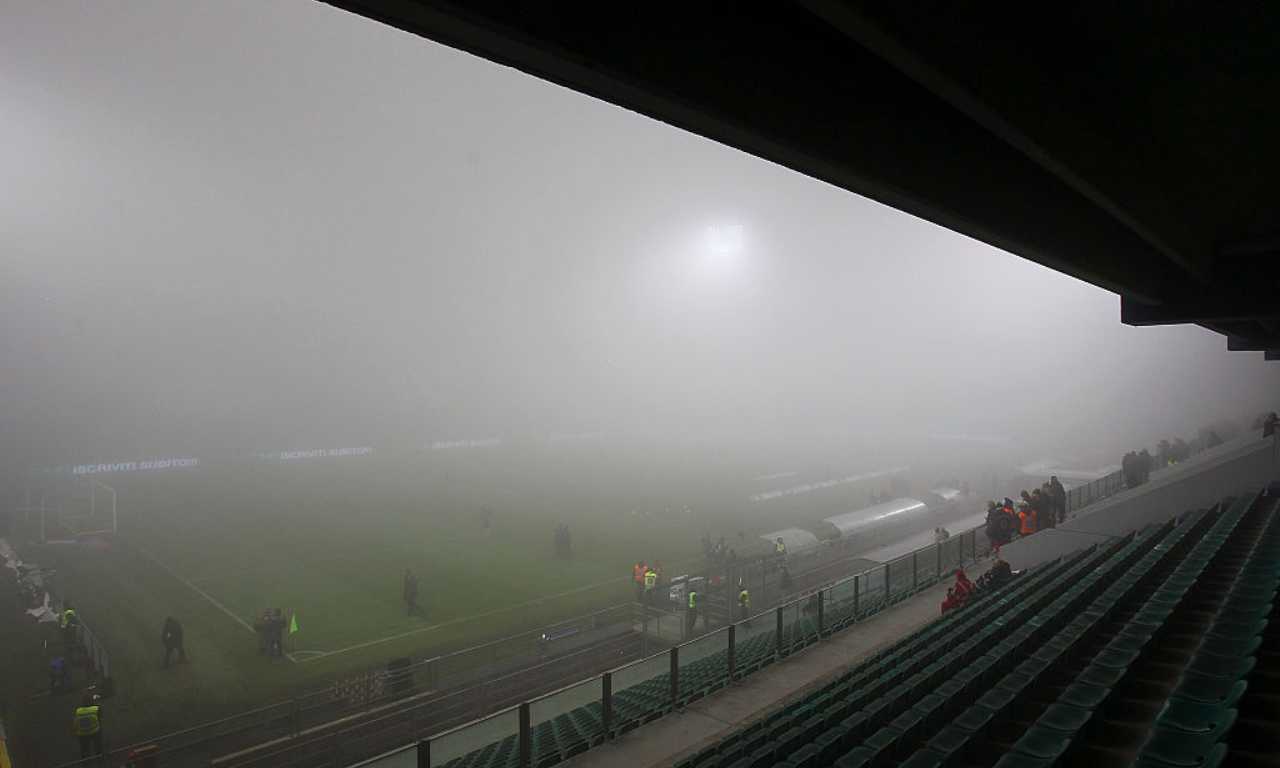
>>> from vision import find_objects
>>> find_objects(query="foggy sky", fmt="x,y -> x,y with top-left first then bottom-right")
3,0 -> 1277,470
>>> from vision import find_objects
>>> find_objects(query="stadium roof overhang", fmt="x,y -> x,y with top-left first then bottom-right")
324,2 -> 1280,360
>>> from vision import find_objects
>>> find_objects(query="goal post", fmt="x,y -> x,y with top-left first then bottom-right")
88,479 -> 118,535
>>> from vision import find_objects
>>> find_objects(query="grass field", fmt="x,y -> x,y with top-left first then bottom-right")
15,441 -> 920,752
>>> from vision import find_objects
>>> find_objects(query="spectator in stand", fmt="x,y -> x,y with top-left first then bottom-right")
1264,412 -> 1279,438
985,500 -> 1014,547
1138,450 -> 1153,483
1018,501 -> 1037,537
1032,488 -> 1051,529
1049,476 -> 1067,523
985,558 -> 1013,589
941,568 -> 976,613
940,587 -> 960,614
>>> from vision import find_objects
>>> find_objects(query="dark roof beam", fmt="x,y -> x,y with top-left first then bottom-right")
797,0 -> 1208,281
1227,335 -> 1280,352
1121,295 -> 1280,326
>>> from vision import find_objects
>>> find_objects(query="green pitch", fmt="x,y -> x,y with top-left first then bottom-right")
27,446 -> 831,746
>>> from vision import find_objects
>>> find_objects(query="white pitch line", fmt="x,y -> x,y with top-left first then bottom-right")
291,570 -> 649,663
132,544 -> 262,639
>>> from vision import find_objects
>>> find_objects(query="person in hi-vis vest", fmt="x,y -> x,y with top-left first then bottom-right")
73,694 -> 103,758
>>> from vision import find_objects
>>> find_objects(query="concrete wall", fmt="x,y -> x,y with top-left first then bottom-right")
1000,432 -> 1280,571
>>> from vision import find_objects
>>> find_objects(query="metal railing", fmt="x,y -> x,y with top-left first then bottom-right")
359,526 -> 990,768
44,595 -> 113,687
1064,470 -> 1125,515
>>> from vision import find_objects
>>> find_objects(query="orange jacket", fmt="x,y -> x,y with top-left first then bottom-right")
1019,509 -> 1037,535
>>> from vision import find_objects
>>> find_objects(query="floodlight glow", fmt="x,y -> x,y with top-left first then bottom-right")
705,224 -> 745,255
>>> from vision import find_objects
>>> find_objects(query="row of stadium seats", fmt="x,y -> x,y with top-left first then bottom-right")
672,485 -> 1280,768
674,507 -> 1173,768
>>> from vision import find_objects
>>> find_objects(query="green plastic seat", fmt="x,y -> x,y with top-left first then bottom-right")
889,709 -> 924,750
950,704 -> 996,734
992,753 -> 1053,767
1013,727 -> 1072,759
1194,634 -> 1260,659
1188,653 -> 1255,679
1140,728 -> 1232,767
841,712 -> 870,742
1093,647 -> 1141,670
787,743 -> 820,768
1037,703 -> 1092,733
1078,663 -> 1126,688
813,725 -> 849,764
862,725 -> 901,758
1059,682 -> 1110,709
1173,675 -> 1247,706
898,749 -> 944,768
833,746 -> 875,768
912,693 -> 946,729
979,687 -> 1017,717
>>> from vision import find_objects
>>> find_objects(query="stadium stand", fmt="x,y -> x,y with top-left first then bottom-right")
652,484 -> 1279,768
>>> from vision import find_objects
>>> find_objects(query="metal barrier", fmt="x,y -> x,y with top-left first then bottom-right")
359,527 -> 994,768
1064,470 -> 1125,515
45,595 -> 114,688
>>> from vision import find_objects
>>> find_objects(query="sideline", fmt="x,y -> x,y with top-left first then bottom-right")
289,552 -> 707,663
287,572 -> 634,663
131,543 -> 264,640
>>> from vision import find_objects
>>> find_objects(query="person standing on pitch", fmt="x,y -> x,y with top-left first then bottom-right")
161,616 -> 187,668
405,571 -> 419,617
73,693 -> 103,759
686,588 -> 700,635
60,601 -> 80,660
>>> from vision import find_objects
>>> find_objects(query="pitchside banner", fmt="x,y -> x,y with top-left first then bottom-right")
255,447 -> 375,461
72,457 -> 200,475
429,438 -> 502,450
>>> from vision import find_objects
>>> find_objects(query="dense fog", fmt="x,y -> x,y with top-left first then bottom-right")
3,0 -> 1277,478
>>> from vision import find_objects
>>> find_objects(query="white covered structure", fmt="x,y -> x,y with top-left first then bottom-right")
758,527 -> 821,555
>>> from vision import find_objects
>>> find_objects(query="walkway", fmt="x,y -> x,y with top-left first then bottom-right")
563,558 -> 993,768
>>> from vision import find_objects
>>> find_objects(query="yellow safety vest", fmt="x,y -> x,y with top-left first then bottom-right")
739,590 -> 750,607
687,591 -> 698,609
775,541 -> 786,555
644,571 -> 657,589
73,705 -> 100,735
60,609 -> 76,629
